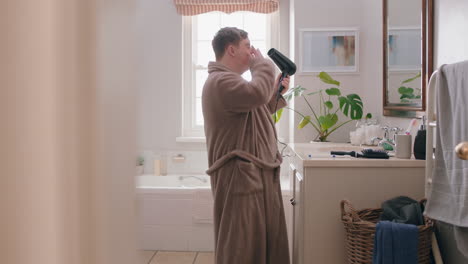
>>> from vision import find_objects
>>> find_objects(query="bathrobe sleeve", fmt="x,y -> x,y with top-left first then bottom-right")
267,93 -> 287,114
215,59 -> 276,113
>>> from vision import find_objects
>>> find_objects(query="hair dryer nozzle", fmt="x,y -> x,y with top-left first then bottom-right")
267,48 -> 296,76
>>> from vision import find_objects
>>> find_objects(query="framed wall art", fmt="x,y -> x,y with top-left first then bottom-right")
299,28 -> 359,73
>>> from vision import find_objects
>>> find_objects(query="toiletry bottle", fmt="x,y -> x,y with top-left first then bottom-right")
413,116 -> 426,160
154,159 -> 161,176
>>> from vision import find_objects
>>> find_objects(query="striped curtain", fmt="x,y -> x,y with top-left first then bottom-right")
173,0 -> 279,16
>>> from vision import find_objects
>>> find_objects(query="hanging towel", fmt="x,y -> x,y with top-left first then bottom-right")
425,60 -> 468,227
373,221 -> 419,264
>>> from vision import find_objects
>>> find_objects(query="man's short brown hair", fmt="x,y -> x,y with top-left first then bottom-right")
212,27 -> 248,60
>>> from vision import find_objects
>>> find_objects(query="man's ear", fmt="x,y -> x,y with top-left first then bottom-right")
226,45 -> 236,57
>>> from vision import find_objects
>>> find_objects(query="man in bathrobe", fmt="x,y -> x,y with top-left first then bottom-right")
202,27 -> 291,264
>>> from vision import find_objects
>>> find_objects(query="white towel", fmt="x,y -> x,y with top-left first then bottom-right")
425,60 -> 468,227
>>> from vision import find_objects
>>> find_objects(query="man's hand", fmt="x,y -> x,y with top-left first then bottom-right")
275,74 -> 290,95
250,46 -> 264,65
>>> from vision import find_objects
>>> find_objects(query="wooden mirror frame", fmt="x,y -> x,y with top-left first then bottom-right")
382,0 -> 434,117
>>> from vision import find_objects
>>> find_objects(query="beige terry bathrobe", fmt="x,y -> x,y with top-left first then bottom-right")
202,58 -> 290,264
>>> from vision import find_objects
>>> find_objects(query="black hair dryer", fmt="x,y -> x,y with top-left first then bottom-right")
267,48 -> 297,98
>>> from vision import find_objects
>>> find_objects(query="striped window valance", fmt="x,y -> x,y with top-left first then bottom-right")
173,0 -> 279,16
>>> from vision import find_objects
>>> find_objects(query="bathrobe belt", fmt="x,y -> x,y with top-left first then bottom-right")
206,150 -> 282,175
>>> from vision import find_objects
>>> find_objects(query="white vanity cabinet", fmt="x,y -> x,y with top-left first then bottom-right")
287,143 -> 426,264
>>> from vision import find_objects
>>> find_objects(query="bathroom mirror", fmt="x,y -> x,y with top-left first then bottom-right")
383,0 -> 433,117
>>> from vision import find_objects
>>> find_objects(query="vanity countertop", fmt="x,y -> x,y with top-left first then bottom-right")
288,142 -> 425,168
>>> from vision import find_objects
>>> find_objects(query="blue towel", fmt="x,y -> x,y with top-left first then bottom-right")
373,221 -> 419,264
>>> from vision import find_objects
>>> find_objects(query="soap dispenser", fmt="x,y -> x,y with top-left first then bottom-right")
413,116 -> 426,160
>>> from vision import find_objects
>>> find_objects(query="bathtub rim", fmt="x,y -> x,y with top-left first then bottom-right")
135,174 -> 291,195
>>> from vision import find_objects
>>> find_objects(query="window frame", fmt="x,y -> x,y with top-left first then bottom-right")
178,11 -> 280,142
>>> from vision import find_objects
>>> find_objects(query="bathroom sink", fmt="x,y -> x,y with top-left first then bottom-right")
315,145 -> 382,153
289,142 -> 383,159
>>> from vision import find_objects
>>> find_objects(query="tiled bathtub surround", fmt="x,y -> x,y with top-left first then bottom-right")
139,149 -> 289,180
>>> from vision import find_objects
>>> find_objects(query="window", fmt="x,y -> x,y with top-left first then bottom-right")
179,11 -> 279,141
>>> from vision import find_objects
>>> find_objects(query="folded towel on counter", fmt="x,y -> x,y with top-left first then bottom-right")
373,221 -> 419,264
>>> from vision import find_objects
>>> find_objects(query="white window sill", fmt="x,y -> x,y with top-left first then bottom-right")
176,137 -> 206,143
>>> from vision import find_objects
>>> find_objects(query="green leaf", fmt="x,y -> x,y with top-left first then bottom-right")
366,113 -> 373,119
402,71 -> 421,84
283,85 -> 306,101
324,101 -> 333,109
317,72 -> 340,86
298,116 -> 311,129
338,94 -> 363,120
272,108 -> 284,123
400,93 -> 416,99
325,88 -> 341,96
307,90 -> 321,96
398,86 -> 414,95
318,114 -> 338,130
283,93 -> 293,101
292,85 -> 306,96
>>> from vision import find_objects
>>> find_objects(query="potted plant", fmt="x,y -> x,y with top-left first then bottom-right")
273,71 -> 371,142
136,156 -> 144,175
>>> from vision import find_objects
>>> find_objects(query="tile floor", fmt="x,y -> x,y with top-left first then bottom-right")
138,251 -> 214,264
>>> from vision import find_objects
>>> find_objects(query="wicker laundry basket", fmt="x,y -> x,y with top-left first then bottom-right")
340,199 -> 434,264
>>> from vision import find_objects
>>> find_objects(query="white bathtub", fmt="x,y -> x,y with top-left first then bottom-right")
135,174 -> 291,252
136,174 -> 211,190
136,174 -> 290,192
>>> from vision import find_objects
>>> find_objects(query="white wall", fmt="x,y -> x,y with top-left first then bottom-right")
136,0 -> 291,152
138,0 -> 378,150
137,0 -> 437,150
136,0 -> 291,172
136,0 -> 188,154
434,0 -> 468,67
293,0 -> 387,143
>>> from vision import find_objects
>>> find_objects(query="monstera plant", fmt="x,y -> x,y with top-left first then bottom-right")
398,71 -> 421,103
273,72 -> 371,142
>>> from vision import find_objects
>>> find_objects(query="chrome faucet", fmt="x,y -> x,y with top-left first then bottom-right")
178,175 -> 208,183
371,136 -> 383,145
371,126 -> 398,150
